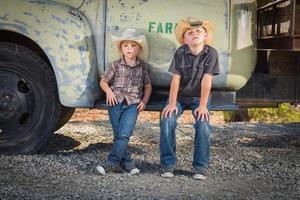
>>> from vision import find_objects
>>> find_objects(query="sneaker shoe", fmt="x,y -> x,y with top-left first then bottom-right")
122,164 -> 140,175
96,161 -> 115,175
193,172 -> 207,180
160,168 -> 174,178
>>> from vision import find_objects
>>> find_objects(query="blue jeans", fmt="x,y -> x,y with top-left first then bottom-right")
160,100 -> 211,172
107,101 -> 138,167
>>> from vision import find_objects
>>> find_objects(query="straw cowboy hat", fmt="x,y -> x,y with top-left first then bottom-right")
112,28 -> 149,61
175,16 -> 215,45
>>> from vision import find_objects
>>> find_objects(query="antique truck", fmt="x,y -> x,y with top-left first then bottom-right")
0,0 -> 299,154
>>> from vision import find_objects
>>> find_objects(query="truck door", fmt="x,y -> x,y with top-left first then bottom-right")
104,0 -> 229,89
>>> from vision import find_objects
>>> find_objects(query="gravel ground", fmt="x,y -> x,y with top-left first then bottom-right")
0,118 -> 299,200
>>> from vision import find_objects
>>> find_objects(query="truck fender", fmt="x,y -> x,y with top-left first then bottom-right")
0,0 -> 101,107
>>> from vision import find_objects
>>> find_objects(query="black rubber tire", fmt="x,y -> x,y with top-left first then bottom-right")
55,105 -> 75,131
0,42 -> 60,154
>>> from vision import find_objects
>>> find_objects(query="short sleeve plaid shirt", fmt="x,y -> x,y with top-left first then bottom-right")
101,58 -> 151,105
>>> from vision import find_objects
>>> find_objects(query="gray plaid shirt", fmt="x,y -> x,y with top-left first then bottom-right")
102,58 -> 151,105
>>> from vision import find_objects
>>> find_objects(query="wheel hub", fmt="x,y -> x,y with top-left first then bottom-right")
0,70 -> 35,140
0,90 -> 20,120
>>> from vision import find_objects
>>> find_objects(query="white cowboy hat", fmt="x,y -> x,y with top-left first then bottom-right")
175,16 -> 215,45
112,28 -> 149,61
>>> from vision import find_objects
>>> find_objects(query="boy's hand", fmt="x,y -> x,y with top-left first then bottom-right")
194,106 -> 210,122
106,90 -> 118,106
137,100 -> 146,112
162,104 -> 178,118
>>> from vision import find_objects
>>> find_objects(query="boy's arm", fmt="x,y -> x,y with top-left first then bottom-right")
162,74 -> 181,118
100,79 -> 118,106
137,83 -> 152,112
195,74 -> 213,121
142,83 -> 152,104
194,47 -> 219,121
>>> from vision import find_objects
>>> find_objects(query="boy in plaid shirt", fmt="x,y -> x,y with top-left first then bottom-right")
96,28 -> 152,175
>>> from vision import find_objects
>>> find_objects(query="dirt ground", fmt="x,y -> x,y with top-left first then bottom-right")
0,109 -> 299,200
70,108 -> 226,124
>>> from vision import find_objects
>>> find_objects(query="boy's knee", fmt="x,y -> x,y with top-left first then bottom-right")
160,116 -> 177,126
117,133 -> 131,141
194,120 -> 210,131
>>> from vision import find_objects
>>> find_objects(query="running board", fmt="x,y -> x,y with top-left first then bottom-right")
95,91 -> 239,111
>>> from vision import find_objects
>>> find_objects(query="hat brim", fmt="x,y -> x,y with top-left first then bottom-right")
112,35 -> 149,61
175,19 -> 215,45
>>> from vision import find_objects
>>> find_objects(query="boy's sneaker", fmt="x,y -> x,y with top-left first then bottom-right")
122,164 -> 140,175
193,172 -> 207,180
96,161 -> 115,175
160,168 -> 174,178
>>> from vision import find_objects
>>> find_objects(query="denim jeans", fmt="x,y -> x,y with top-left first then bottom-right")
160,100 -> 211,172
107,101 -> 138,167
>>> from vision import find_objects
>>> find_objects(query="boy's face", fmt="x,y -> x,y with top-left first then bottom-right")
183,26 -> 207,46
120,40 -> 141,60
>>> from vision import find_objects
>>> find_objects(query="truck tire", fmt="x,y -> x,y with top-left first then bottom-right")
55,105 -> 75,131
0,42 -> 60,154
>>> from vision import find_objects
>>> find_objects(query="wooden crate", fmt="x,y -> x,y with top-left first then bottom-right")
257,0 -> 300,50
275,0 -> 292,35
258,0 -> 292,36
269,51 -> 298,75
295,4 -> 300,34
258,7 -> 275,37
257,0 -> 274,8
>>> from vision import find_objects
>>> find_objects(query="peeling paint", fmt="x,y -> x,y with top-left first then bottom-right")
14,20 -> 28,27
0,23 -> 29,35
34,29 -> 41,36
23,11 -> 33,16
0,13 -> 9,20
0,0 -> 100,107
74,34 -> 81,40
69,18 -> 83,28
62,29 -> 67,35
51,15 -> 67,24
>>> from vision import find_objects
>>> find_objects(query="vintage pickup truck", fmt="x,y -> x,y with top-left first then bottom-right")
0,0 -> 299,154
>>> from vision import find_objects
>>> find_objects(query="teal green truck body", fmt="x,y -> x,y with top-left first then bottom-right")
0,0 -> 257,107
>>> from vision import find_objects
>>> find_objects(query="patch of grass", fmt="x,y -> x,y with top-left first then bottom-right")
249,103 -> 300,123
223,104 -> 300,123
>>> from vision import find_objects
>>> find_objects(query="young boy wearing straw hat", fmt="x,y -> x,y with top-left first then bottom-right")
160,17 -> 220,180
96,28 -> 152,175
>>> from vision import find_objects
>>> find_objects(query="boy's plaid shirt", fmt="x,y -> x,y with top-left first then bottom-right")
101,58 -> 151,105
